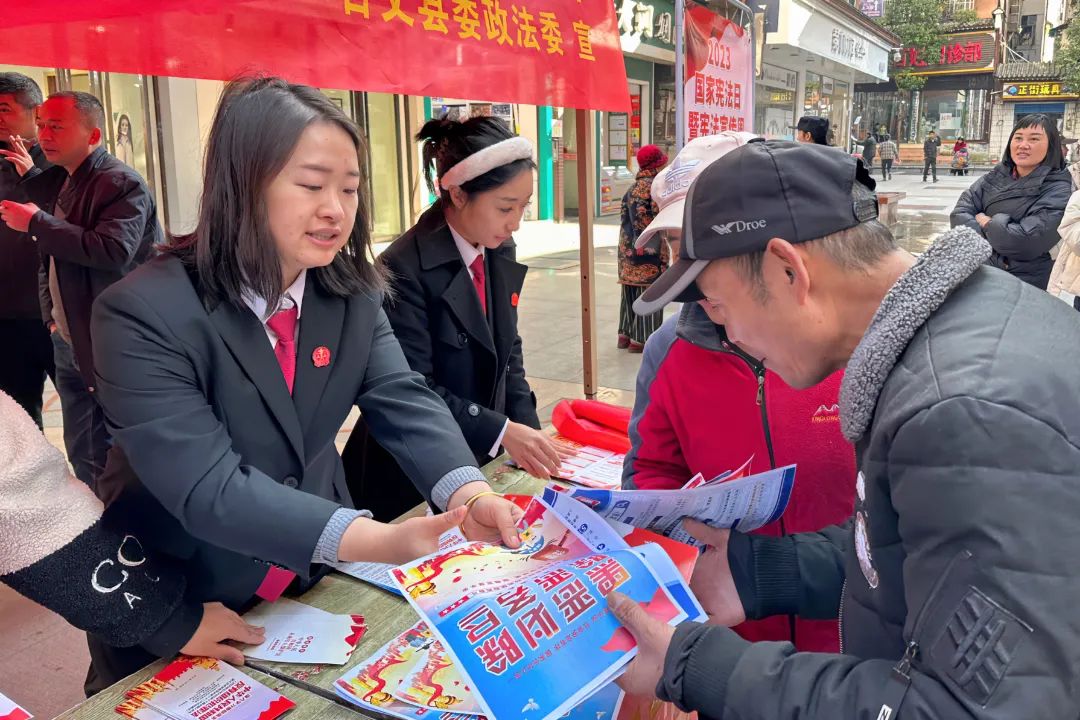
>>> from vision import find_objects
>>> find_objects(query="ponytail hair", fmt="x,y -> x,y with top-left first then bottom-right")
416,115 -> 537,203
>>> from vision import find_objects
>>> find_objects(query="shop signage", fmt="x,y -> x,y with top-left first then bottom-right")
617,0 -> 675,49
682,7 -> 753,141
797,12 -> 890,80
895,31 -> 996,75
860,0 -> 884,18
1,0 -> 630,113
760,63 -> 798,92
1003,82 -> 1079,100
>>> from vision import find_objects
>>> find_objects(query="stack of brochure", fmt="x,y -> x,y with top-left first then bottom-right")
335,491 -> 710,720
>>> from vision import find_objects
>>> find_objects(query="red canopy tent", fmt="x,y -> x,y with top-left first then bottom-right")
2,0 -> 630,395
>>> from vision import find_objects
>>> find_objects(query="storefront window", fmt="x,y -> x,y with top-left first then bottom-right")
917,87 -> 988,142
360,92 -> 405,241
803,73 -> 849,146
653,64 -> 676,159
104,73 -> 153,183
755,64 -> 797,140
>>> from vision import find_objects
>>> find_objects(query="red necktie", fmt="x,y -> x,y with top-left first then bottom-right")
470,255 -> 486,315
266,306 -> 298,394
256,304 -> 299,601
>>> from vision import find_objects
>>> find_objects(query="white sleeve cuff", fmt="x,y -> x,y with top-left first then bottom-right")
489,419 -> 510,458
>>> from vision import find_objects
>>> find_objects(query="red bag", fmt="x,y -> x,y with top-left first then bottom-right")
550,399 -> 631,454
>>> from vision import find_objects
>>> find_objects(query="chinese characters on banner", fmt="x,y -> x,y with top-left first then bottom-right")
1004,82 -> 1077,99
894,33 -> 994,72
2,0 -> 630,112
682,6 -> 753,142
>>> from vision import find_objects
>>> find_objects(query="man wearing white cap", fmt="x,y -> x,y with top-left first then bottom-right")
622,133 -> 856,653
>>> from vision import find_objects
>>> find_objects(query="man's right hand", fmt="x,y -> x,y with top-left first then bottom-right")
684,519 -> 747,627
180,602 -> 265,665
0,135 -> 35,177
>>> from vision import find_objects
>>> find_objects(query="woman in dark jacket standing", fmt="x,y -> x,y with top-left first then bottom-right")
951,113 -> 1072,289
617,144 -> 668,352
342,116 -> 566,521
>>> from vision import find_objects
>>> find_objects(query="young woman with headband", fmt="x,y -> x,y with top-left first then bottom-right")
344,116 -> 567,520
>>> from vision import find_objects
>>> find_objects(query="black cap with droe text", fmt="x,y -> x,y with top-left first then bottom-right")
634,139 -> 878,315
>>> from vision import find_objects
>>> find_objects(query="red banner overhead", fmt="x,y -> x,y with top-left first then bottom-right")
1,0 -> 629,112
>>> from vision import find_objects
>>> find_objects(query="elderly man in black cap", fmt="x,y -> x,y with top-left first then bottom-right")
608,139 -> 1080,720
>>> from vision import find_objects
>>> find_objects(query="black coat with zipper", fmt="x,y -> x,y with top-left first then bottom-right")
655,228 -> 1080,720
23,146 -> 161,388
950,162 -> 1072,289
342,203 -> 540,520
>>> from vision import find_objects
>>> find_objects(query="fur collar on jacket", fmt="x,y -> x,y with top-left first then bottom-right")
840,227 -> 991,443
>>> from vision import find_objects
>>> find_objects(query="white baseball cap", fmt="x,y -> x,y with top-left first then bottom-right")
635,131 -> 759,250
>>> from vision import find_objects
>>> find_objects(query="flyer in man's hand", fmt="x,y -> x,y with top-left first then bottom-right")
387,496 -> 692,720
239,597 -> 366,664
120,657 -> 294,720
546,464 -> 796,547
0,691 -> 31,720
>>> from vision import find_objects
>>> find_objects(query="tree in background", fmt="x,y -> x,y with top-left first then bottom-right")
880,0 -> 948,91
1058,1 -> 1080,94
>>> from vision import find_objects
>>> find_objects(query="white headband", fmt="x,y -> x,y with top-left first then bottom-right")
439,137 -> 534,189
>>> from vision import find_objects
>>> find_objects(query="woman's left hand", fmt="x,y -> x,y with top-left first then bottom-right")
449,481 -> 524,548
976,212 -> 992,228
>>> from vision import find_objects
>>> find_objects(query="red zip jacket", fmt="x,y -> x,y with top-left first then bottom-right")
623,304 -> 856,651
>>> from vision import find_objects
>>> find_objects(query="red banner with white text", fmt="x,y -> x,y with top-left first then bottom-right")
682,6 -> 752,141
1,0 -> 629,112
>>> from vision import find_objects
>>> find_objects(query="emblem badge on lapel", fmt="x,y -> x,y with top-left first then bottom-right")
312,346 -> 331,368
511,292 -> 520,307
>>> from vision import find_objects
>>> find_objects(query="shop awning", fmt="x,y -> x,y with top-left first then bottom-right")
2,0 -> 629,112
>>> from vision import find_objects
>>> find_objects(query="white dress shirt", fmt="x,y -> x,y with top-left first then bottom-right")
446,222 -> 509,458
245,270 -> 307,348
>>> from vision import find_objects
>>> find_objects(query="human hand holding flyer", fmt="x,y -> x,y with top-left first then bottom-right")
238,597 -> 366,664
385,495 -> 693,720
546,464 -> 796,547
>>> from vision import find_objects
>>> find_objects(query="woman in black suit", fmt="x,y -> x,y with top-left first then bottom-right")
344,117 -> 565,521
86,79 -> 522,690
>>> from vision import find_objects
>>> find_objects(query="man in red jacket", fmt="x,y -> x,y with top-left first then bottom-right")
623,133 -> 856,652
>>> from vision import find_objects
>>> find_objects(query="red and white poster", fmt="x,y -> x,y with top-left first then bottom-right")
2,0 -> 630,113
682,6 -> 753,142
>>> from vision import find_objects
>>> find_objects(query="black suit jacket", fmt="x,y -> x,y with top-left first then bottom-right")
90,255 -> 479,655
0,142 -> 52,320
25,146 -> 160,387
343,203 -> 539,520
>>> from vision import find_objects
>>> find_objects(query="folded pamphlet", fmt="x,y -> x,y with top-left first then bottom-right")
547,464 -> 796,547
239,597 -> 366,664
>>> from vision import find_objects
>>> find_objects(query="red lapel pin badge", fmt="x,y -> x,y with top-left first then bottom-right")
312,346 -> 331,368
511,292 -> 520,307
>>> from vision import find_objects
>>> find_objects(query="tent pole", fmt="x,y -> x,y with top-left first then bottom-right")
576,107 -> 598,400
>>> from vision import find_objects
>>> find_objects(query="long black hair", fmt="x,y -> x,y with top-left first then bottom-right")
1003,113 -> 1065,171
416,115 -> 536,204
168,77 -> 383,311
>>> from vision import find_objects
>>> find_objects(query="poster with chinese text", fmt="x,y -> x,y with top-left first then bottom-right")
390,498 -> 689,720
683,7 -> 753,142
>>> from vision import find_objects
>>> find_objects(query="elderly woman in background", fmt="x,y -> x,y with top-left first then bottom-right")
617,144 -> 669,352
